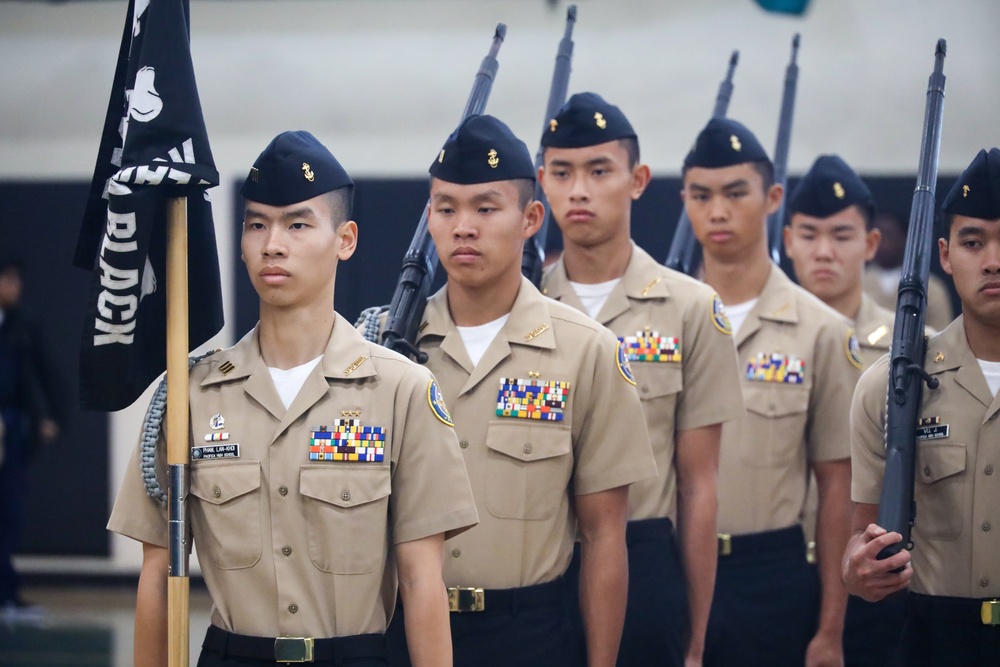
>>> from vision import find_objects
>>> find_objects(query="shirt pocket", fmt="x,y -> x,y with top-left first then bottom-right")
741,383 -> 809,467
189,461 -> 262,570
915,442 -> 967,541
485,421 -> 573,521
299,466 -> 391,574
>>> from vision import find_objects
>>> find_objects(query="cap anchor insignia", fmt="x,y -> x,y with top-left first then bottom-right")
963,185 -> 970,198
549,119 -> 558,132
730,135 -> 742,151
594,112 -> 607,129
833,182 -> 845,199
487,149 -> 499,169
302,163 -> 315,182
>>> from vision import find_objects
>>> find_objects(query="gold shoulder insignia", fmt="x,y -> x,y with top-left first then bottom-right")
344,355 -> 368,376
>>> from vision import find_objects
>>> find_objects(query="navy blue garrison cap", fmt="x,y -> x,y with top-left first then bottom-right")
429,115 -> 535,185
789,155 -> 872,218
942,148 -> 1000,220
683,118 -> 771,170
241,131 -> 352,206
540,92 -> 637,149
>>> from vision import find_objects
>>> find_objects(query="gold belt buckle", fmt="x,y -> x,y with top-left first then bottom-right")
448,587 -> 485,612
274,636 -> 315,663
981,599 -> 1000,625
718,533 -> 732,557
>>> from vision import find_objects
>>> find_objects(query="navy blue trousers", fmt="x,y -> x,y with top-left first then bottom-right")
843,590 -> 908,667
889,593 -> 1000,667
0,409 -> 26,605
386,580 -> 581,667
704,526 -> 819,667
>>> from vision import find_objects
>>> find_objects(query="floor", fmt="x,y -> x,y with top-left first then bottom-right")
0,583 -> 212,666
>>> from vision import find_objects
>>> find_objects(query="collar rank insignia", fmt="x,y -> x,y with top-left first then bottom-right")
711,294 -> 733,335
616,340 -> 637,386
621,332 -> 681,363
497,377 -> 569,421
746,353 -> 805,384
846,329 -> 864,370
916,416 -> 949,441
428,379 -> 454,427
310,420 -> 385,462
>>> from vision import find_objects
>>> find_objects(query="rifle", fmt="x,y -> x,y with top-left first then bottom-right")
765,34 -> 800,265
876,39 -> 946,561
379,24 -> 506,362
665,50 -> 739,276
522,5 -> 577,286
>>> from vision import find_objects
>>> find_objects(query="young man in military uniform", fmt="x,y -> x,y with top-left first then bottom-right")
385,114 -> 655,667
844,147 -> 1000,666
785,154 -> 908,666
682,118 -> 861,666
109,131 -> 479,667
537,92 -> 745,666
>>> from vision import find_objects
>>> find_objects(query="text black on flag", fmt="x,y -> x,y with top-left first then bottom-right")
74,0 -> 223,411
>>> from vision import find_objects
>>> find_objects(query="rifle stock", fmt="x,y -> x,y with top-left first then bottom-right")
380,24 -> 506,362
665,50 -> 739,276
765,34 -> 800,265
876,39 -> 947,561
522,5 -> 577,286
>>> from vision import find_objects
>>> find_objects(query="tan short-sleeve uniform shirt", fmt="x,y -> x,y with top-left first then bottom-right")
719,266 -> 861,535
542,244 -> 745,522
851,317 -> 1000,597
416,277 -> 655,590
108,314 -> 479,638
855,294 -> 895,370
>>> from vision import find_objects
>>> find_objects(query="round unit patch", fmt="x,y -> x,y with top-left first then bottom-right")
616,340 -> 637,386
845,329 -> 864,370
427,379 -> 454,427
711,294 -> 733,335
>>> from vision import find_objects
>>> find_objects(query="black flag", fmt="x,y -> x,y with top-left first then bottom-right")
74,0 -> 223,411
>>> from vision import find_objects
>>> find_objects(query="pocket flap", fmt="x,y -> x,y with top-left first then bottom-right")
916,443 -> 966,484
486,421 -> 572,462
635,364 -> 683,400
300,466 -> 391,508
743,383 -> 809,418
190,461 -> 261,505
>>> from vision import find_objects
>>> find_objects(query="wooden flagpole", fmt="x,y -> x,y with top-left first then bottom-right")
166,196 -> 191,667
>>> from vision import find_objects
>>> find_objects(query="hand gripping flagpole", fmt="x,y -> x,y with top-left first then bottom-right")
166,196 -> 190,667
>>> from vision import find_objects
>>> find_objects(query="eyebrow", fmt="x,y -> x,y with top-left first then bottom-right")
431,190 -> 504,204
954,225 -> 985,238
687,178 -> 751,193
547,156 -> 614,169
244,206 -> 318,222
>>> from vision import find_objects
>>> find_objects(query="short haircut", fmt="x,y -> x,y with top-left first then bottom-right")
323,186 -> 354,225
935,211 -> 954,242
855,200 -> 877,231
618,137 -> 640,169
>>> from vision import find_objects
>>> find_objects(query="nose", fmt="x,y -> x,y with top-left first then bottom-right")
813,234 -> 835,259
452,212 -> 478,240
983,241 -> 1000,273
569,174 -> 589,203
262,226 -> 287,257
708,195 -> 728,223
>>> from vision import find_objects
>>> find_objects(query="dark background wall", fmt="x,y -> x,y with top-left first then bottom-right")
2,174 -> 959,557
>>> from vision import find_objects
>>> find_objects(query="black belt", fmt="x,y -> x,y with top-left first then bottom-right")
626,517 -> 675,544
909,593 -> 1000,626
202,625 -> 386,663
716,525 -> 805,559
448,577 -> 564,613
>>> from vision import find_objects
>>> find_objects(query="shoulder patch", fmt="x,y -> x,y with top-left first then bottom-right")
711,293 -> 733,335
616,339 -> 637,386
845,329 -> 864,370
427,379 -> 454,427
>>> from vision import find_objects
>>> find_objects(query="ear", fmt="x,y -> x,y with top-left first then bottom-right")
537,164 -> 546,187
938,236 -> 952,276
864,228 -> 881,262
782,224 -> 795,259
522,200 -> 545,239
765,182 -> 784,216
337,220 -> 359,261
630,164 -> 652,200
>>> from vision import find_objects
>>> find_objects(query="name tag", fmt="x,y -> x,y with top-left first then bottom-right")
192,444 -> 240,460
916,425 -> 950,441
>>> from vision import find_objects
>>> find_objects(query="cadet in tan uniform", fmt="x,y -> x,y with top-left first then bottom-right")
109,131 -> 478,667
385,115 -> 655,667
537,92 -> 745,667
845,147 -> 1000,666
682,118 -> 861,667
785,154 -> 907,666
